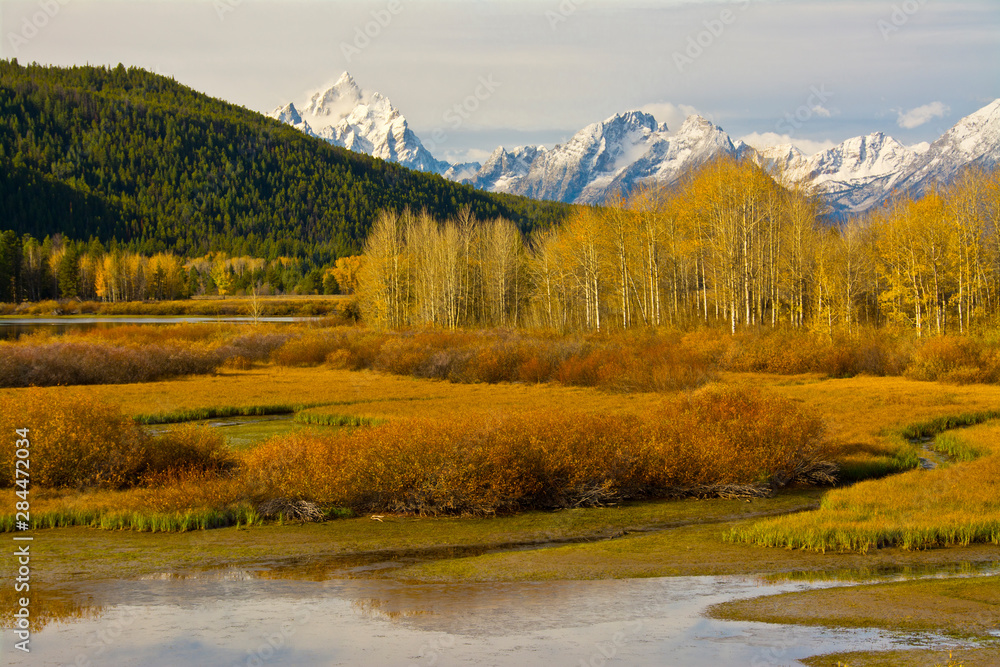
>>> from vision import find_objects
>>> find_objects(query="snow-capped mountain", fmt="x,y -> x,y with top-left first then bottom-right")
800,133 -> 920,213
270,102 -> 313,136
744,133 -> 923,213
474,111 -> 673,203
469,112 -> 736,205
268,72 -> 456,175
471,145 -> 547,194
894,98 -> 1000,196
269,76 -> 999,214
739,100 -> 1000,214
605,115 -> 736,200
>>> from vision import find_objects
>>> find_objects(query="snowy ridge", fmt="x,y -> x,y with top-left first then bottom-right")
468,112 -> 737,204
486,111 -> 676,204
739,100 -> 1000,214
268,76 -> 1000,213
894,98 -> 1000,196
268,72 -> 450,174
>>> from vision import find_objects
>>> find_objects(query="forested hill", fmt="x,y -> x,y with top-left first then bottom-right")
0,60 -> 571,261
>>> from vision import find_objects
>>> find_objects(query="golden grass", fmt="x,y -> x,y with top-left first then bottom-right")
1,375 -> 828,523
0,366 -> 673,423
7,352 -> 1000,534
9,366 -> 1000,486
724,372 -> 1000,478
803,649 -> 989,667
727,417 -> 1000,552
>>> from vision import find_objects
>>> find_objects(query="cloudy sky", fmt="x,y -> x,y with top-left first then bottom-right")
2,0 -> 998,163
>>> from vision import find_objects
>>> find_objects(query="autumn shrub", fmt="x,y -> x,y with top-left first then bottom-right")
819,333 -> 911,377
216,331 -> 292,362
905,336 -> 1000,384
13,300 -> 62,315
713,328 -> 913,378
719,329 -> 829,374
0,341 -> 225,387
270,328 -> 382,367
374,335 -> 442,376
0,392 -> 233,489
239,386 -> 826,515
79,322 -> 227,346
270,334 -> 340,366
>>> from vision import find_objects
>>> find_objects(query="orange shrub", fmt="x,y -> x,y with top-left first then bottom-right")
905,336 -> 1000,384
269,328 -> 717,392
239,387 -> 825,515
0,391 -> 232,489
0,342 -> 221,387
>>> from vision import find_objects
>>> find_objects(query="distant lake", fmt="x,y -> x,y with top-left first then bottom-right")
0,316 -> 316,340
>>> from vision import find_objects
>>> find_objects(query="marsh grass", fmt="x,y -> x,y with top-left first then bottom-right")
1,505 -> 261,532
931,434 -> 982,463
726,414 -> 1000,553
135,404 -> 302,425
293,412 -> 385,427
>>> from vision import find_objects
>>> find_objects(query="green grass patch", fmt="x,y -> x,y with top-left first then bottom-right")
0,503 -> 355,533
801,647 -> 997,667
724,412 -> 1000,553
293,411 -> 386,427
931,433 -> 983,463
895,410 -> 1000,439
134,404 -> 306,425
837,444 -> 920,484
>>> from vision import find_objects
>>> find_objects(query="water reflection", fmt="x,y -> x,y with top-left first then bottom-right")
5,573 -> 980,666
0,583 -> 104,632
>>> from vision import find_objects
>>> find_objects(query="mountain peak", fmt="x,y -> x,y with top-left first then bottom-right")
302,74 -> 369,127
929,97 -> 1000,160
603,110 -> 665,134
271,74 -> 449,175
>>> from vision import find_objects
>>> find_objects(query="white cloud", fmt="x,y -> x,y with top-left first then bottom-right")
811,105 -> 833,118
637,102 -> 700,132
442,147 -> 495,164
897,101 -> 950,129
739,131 -> 837,157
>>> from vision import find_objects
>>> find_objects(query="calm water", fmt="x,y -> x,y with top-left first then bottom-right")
0,317 -> 316,339
5,569 -> 986,667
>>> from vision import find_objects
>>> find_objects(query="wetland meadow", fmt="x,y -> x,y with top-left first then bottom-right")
2,312 -> 999,665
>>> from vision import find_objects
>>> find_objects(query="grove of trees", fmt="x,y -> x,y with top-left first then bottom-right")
0,231 -> 347,302
358,158 -> 1000,335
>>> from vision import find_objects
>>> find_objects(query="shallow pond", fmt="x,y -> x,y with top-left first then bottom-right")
143,414 -> 335,450
10,568 -> 988,667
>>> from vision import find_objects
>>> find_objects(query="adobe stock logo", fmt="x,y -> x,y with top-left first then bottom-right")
775,85 -> 834,135
6,0 -> 71,56
423,75 -> 502,154
340,0 -> 410,63
877,0 -> 929,41
672,0 -> 751,74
